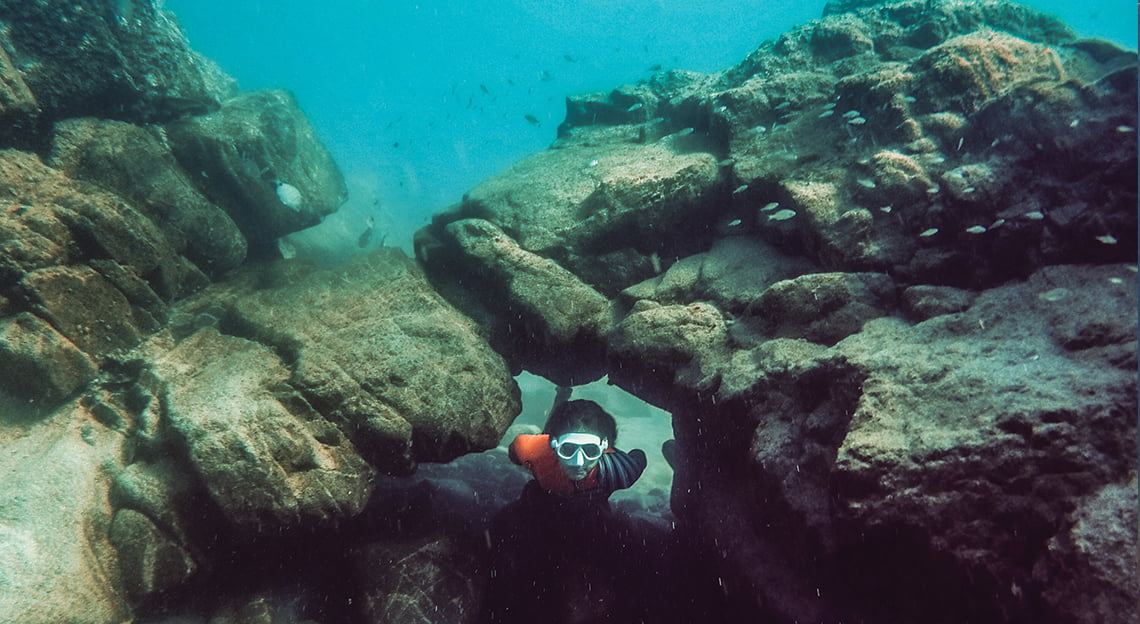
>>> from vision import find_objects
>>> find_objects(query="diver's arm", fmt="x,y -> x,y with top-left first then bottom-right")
596,448 -> 647,491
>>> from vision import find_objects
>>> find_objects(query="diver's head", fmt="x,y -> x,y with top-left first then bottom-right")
551,431 -> 608,480
545,400 -> 616,481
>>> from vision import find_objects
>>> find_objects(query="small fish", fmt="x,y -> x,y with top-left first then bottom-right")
964,225 -> 987,234
1108,277 -> 1124,285
588,159 -> 600,167
879,206 -> 892,214
926,186 -> 940,195
1116,125 -> 1135,133
718,158 -> 736,167
774,101 -> 792,110
760,201 -> 780,212
716,105 -> 728,113
563,54 -> 577,63
919,227 -> 939,237
818,110 -> 835,118
991,138 -> 1001,147
275,180 -> 304,211
648,64 -> 663,71
989,218 -> 1006,229
821,102 -> 837,110
956,137 -> 964,151
768,209 -> 796,221
733,184 -> 749,194
479,84 -> 490,94
856,178 -> 876,188
726,218 -> 743,227
961,187 -> 976,194
1095,234 -> 1118,244
1069,119 -> 1080,128
626,103 -> 644,112
1024,211 -> 1045,220
902,96 -> 917,103
358,216 -> 376,248
524,114 -> 540,125
848,116 -> 867,125
755,125 -> 768,133
1038,288 -> 1070,302
538,70 -> 553,82
674,127 -> 695,137
842,110 -> 861,119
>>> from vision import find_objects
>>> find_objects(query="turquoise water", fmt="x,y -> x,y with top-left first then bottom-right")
165,1 -> 1137,257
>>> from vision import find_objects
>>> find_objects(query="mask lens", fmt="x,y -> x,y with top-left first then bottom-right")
557,442 -> 602,461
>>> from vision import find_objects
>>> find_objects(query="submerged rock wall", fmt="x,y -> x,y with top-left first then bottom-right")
417,1 -> 1137,623
0,2 -> 519,622
0,1 -> 1134,623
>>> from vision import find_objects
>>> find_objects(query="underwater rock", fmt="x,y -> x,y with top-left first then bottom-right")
745,272 -> 896,345
108,508 -> 196,602
50,117 -> 247,275
561,83 -> 660,132
177,248 -> 519,472
423,138 -> 723,293
165,89 -> 347,254
0,312 -> 96,410
0,0 -> 234,129
0,44 -> 39,149
621,237 -> 817,314
19,264 -> 147,358
900,283 -> 976,320
147,327 -> 375,532
829,264 -> 1136,622
0,400 -> 130,624
0,149 -> 206,302
1033,476 -> 1138,624
909,31 -> 1067,114
422,217 -> 614,384
350,535 -> 487,624
608,300 -> 729,400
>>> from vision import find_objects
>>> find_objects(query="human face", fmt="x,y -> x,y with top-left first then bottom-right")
551,432 -> 607,481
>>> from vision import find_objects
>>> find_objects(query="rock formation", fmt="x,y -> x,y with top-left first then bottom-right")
0,1 -> 1135,623
416,1 -> 1138,622
0,2 -> 518,622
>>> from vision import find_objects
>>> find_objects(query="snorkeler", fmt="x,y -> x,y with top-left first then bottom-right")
481,391 -> 651,624
508,395 -> 647,504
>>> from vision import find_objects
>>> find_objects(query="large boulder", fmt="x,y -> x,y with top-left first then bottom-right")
0,0 -> 234,131
49,117 -> 247,275
166,90 -> 348,253
147,327 -> 375,532
420,217 -> 615,384
0,311 -> 96,409
422,135 -> 726,293
174,248 -> 520,474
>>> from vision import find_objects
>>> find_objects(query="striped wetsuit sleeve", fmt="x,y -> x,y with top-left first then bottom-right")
597,448 -> 647,491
